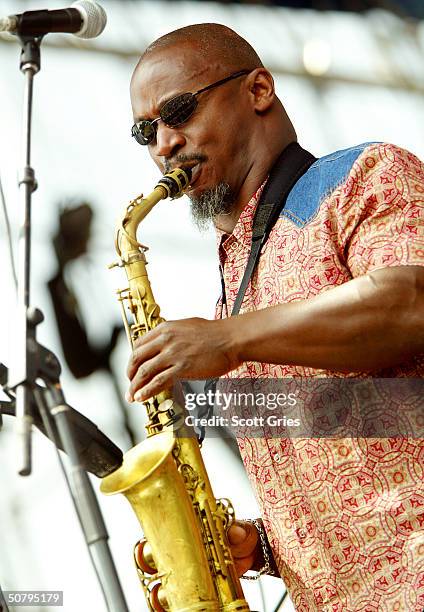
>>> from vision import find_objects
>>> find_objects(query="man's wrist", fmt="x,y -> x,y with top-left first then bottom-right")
220,317 -> 244,371
241,518 -> 280,580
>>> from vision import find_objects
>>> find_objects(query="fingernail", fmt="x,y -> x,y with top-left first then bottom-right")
134,391 -> 143,402
125,391 -> 133,403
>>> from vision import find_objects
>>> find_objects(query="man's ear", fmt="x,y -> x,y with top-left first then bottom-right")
248,68 -> 275,113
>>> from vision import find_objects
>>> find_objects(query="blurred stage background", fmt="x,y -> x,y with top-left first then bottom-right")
0,1 -> 423,611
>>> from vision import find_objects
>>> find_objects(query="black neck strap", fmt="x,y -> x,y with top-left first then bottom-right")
222,142 -> 316,317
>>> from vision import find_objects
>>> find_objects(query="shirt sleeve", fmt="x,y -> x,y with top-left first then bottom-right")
340,143 -> 424,277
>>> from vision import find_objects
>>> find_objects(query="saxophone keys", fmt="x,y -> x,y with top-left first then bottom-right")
134,538 -> 156,575
158,399 -> 174,413
136,286 -> 147,300
128,194 -> 144,208
134,195 -> 144,205
149,583 -> 168,612
146,303 -> 160,318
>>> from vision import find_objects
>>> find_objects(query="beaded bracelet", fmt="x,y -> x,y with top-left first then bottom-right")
240,519 -> 271,581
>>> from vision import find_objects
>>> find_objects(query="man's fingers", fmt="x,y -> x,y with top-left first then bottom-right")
128,353 -> 166,400
227,523 -> 249,546
126,333 -> 162,381
227,522 -> 258,557
227,521 -> 260,577
132,367 -> 177,403
234,554 -> 256,577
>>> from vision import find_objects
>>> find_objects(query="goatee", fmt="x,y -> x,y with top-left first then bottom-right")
189,183 -> 234,230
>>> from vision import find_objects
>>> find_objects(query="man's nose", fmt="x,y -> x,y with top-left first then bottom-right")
154,122 -> 186,157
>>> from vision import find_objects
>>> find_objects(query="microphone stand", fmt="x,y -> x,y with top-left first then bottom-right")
11,34 -> 41,478
5,35 -> 129,612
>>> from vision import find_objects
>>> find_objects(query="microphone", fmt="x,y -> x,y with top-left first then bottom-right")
0,1 -> 107,39
33,403 -> 124,478
1,399 -> 123,478
0,361 -> 122,478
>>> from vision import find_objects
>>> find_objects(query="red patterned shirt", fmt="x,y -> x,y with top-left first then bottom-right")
216,143 -> 424,611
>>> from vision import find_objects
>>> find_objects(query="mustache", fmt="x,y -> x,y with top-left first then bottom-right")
163,154 -> 207,173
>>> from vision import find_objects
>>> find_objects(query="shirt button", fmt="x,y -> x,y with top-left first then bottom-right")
273,453 -> 281,463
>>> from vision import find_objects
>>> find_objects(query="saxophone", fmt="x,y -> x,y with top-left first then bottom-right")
100,169 -> 250,612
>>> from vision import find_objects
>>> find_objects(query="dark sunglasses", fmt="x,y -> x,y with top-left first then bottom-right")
131,69 -> 252,146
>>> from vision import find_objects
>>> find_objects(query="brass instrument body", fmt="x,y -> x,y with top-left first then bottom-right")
101,169 -> 250,611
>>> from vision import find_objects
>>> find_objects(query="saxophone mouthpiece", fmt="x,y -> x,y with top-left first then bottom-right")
180,166 -> 192,182
157,167 -> 192,199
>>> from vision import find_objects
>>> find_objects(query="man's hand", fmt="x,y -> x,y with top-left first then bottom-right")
126,317 -> 241,402
227,520 -> 261,577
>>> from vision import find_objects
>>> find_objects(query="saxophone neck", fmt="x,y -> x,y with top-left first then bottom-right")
117,168 -> 192,257
126,185 -> 167,238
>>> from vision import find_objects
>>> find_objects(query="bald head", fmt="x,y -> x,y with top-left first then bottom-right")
139,23 -> 264,74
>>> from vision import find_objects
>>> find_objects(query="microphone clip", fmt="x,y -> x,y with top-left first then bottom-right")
18,34 -> 42,74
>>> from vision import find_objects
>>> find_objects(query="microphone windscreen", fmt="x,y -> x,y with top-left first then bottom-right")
72,0 -> 107,39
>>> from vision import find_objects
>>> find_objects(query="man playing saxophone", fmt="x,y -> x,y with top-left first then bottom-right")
126,23 -> 424,610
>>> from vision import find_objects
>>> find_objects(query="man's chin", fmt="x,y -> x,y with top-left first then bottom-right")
188,182 -> 233,230
186,183 -> 205,200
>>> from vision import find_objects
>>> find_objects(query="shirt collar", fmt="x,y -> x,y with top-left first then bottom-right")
215,180 -> 267,252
